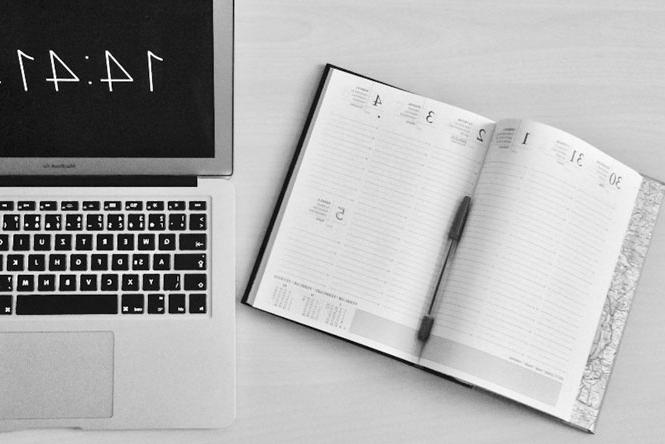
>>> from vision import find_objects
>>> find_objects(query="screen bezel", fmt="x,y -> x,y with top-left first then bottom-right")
0,0 -> 233,176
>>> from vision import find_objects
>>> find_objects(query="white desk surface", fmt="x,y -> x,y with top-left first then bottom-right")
7,0 -> 665,442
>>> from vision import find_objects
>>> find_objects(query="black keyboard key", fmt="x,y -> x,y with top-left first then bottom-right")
180,234 -> 207,251
80,274 -> 97,291
91,254 -> 109,271
59,275 -> 77,291
18,201 -> 36,211
132,254 -> 149,270
61,201 -> 79,211
13,234 -> 30,251
0,295 -> 11,314
125,201 -> 143,211
49,254 -> 67,271
0,275 -> 13,292
28,254 -> 46,271
158,234 -> 176,250
40,201 -> 57,211
44,214 -> 62,230
127,214 -> 145,230
137,234 -> 155,251
169,214 -> 186,230
189,293 -> 207,314
34,234 -> 51,251
168,294 -> 186,314
17,275 -> 34,292
104,201 -> 121,211
75,234 -> 93,250
189,214 -> 207,231
175,254 -> 206,271
82,201 -> 101,211
107,214 -> 125,231
70,254 -> 87,271
0,202 -> 14,211
121,294 -> 144,314
97,234 -> 114,250
112,254 -> 129,271
101,274 -> 119,291
148,294 -> 165,314
0,255 -> 2,271
122,274 -> 139,291
23,214 -> 41,230
164,274 -> 181,290
65,214 -> 83,230
16,294 -> 118,315
147,201 -> 164,211
7,255 -> 24,271
55,234 -> 72,251
86,214 -> 104,231
189,201 -> 207,211
148,214 -> 166,231
37,274 -> 56,292
3,215 -> 20,231
184,274 -> 206,291
118,234 -> 134,250
153,254 -> 170,270
168,201 -> 186,211
0,235 -> 8,251
143,274 -> 160,291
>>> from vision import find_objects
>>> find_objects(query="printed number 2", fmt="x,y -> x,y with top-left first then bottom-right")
476,129 -> 486,143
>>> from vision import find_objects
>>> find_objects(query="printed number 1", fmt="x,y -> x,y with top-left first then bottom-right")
522,132 -> 530,145
147,51 -> 164,92
17,50 -> 35,92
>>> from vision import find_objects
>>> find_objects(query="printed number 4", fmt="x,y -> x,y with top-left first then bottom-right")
46,50 -> 80,92
100,50 -> 133,92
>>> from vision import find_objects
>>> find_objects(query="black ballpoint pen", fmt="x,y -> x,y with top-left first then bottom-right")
417,195 -> 472,348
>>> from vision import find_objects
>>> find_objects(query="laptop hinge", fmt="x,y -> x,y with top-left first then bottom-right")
0,176 -> 198,188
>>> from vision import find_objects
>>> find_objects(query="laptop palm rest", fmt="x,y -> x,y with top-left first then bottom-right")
0,331 -> 114,420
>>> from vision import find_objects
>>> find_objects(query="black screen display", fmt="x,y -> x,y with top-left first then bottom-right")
0,0 -> 214,158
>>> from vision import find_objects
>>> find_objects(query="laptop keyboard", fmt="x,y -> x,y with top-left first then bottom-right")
0,198 -> 211,316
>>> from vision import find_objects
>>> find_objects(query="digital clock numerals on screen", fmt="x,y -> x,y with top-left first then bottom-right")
7,50 -> 164,92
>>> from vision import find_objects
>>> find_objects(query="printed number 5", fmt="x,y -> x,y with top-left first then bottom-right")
336,207 -> 345,221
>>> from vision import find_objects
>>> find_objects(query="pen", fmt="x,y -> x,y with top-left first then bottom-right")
417,195 -> 472,346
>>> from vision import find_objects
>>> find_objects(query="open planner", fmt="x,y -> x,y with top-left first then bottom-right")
243,65 -> 665,432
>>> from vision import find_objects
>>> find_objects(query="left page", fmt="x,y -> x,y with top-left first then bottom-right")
245,66 -> 495,363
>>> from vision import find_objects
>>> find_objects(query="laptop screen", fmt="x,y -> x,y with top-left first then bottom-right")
0,0 -> 214,158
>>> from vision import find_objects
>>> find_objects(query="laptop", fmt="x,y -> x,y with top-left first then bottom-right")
0,0 -> 235,430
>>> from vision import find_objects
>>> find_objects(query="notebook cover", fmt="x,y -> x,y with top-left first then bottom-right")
569,176 -> 665,432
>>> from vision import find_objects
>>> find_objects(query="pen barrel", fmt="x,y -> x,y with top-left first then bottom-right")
449,196 -> 471,241
417,315 -> 435,342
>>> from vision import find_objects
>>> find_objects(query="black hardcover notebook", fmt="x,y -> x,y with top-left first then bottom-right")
244,64 -> 664,432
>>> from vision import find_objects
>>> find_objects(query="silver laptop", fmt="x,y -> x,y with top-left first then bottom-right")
0,0 -> 235,430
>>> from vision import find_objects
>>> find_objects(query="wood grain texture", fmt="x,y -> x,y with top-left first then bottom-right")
6,0 -> 665,442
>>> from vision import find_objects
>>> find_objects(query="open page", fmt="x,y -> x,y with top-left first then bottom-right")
419,119 -> 642,420
246,67 -> 495,362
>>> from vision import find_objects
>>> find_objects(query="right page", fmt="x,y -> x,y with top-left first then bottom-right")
418,119 -> 642,421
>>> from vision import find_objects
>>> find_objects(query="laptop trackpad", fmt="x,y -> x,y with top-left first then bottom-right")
0,331 -> 114,420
